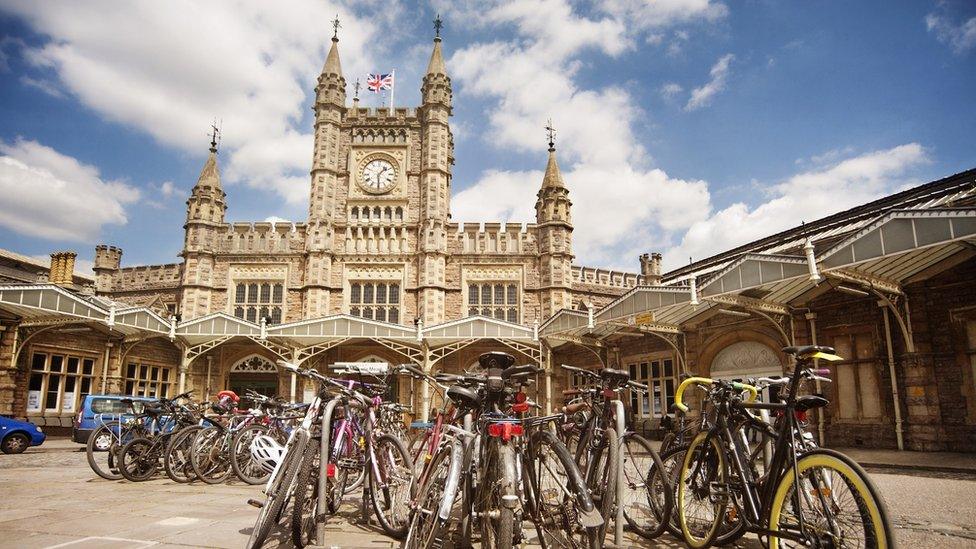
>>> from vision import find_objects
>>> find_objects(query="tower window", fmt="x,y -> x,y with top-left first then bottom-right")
349,281 -> 401,324
468,282 -> 519,323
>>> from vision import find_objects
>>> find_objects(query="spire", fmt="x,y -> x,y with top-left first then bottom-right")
542,120 -> 565,189
195,124 -> 221,189
426,14 -> 447,76
322,15 -> 343,76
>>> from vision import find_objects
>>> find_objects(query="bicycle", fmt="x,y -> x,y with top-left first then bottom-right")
674,345 -> 895,549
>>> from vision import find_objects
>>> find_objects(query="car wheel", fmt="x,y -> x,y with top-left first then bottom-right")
1,433 -> 30,454
92,431 -> 112,452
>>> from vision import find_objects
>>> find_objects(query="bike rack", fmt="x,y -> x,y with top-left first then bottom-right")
316,396 -> 342,547
611,399 -> 626,548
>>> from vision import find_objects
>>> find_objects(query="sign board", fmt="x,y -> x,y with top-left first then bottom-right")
62,392 -> 76,413
302,388 -> 316,404
27,391 -> 41,412
635,312 -> 655,326
330,362 -> 389,374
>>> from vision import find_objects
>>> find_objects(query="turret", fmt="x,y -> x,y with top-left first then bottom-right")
639,252 -> 663,285
180,133 -> 225,318
535,123 -> 574,315
93,245 -> 122,294
185,134 -> 226,226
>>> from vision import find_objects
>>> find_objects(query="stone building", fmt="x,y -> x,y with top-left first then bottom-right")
0,27 -> 974,452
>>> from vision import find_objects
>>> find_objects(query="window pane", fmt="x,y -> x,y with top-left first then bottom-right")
236,283 -> 246,303
271,307 -> 282,324
140,365 -> 148,379
363,283 -> 374,304
46,375 -> 60,409
482,307 -> 491,316
81,377 -> 91,395
469,307 -> 479,316
246,307 -> 257,322
31,353 -> 46,371
351,283 -> 361,304
50,355 -> 64,372
351,306 -> 360,317
162,369 -> 170,382
259,306 -> 269,323
495,308 -> 505,320
482,284 -> 491,304
29,373 -> 43,391
127,364 -> 137,378
388,308 -> 399,324
376,283 -> 387,304
259,283 -> 270,303
664,359 -> 673,377
494,284 -> 504,304
235,306 -> 245,319
151,367 -> 159,381
651,361 -> 660,378
506,309 -> 517,323
273,284 -> 283,303
388,284 -> 399,304
375,308 -> 387,322
640,363 -> 648,379
125,381 -> 135,395
247,283 -> 258,303
65,375 -> 76,392
82,359 -> 94,375
469,285 -> 479,305
362,308 -> 374,320
507,284 -> 517,305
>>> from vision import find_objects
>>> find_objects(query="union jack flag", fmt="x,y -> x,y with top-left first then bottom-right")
366,73 -> 394,92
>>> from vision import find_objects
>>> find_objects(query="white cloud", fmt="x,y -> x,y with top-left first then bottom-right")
598,0 -> 728,30
158,181 -> 177,198
664,143 -> 930,269
446,0 -> 721,269
925,11 -> 976,55
685,53 -> 734,111
2,1 -> 391,206
660,82 -> 684,99
0,138 -> 140,241
19,75 -> 63,98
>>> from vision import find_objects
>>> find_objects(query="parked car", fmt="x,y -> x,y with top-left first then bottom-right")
1,416 -> 46,454
72,394 -> 155,445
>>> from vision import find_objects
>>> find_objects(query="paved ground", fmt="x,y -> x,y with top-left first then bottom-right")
0,438 -> 973,548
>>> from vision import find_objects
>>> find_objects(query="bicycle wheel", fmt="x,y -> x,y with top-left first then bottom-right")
587,427 -> 618,543
527,429 -> 602,549
86,421 -> 143,480
326,426 -> 353,514
769,448 -> 894,549
653,443 -> 687,539
369,434 -> 415,539
677,432 -> 728,549
191,426 -> 233,484
164,425 -> 203,483
479,442 -> 516,549
232,424 -> 272,485
246,429 -> 309,549
620,432 -> 671,539
402,443 -> 460,549
119,437 -> 159,481
291,441 -> 321,548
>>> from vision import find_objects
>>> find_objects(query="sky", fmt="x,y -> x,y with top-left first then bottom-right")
0,0 -> 974,275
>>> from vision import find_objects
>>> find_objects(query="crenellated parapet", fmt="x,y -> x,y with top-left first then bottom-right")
451,222 -> 537,255
572,265 -> 642,289
347,108 -> 420,125
218,222 -> 307,254
109,263 -> 183,292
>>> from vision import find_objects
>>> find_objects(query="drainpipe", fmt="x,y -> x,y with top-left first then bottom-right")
880,304 -> 905,450
101,341 -> 113,394
805,313 -> 826,446
205,355 -> 213,397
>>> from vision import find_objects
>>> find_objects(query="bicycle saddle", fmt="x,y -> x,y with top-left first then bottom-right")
781,345 -> 835,357
795,394 -> 830,412
478,351 -> 516,370
447,385 -> 481,410
502,364 -> 541,380
599,368 -> 630,384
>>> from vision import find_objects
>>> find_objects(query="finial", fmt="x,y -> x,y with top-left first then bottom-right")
331,14 -> 341,40
545,119 -> 556,152
354,78 -> 361,99
209,119 -> 221,153
433,14 -> 443,40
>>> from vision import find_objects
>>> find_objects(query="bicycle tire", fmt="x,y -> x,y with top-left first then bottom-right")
369,434 -> 415,539
588,426 -> 618,544
479,442 -> 515,549
246,429 -> 309,549
527,429 -> 602,549
232,423 -> 272,485
291,441 -> 321,548
677,432 -> 727,549
620,432 -> 671,540
768,448 -> 895,549
87,421 -> 144,480
119,437 -> 158,482
654,443 -> 688,539
402,443 -> 457,549
164,425 -> 204,483
191,426 -> 233,484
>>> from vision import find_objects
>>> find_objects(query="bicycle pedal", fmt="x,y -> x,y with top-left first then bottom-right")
246,498 -> 265,509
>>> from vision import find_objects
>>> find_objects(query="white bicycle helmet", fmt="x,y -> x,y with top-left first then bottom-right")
250,435 -> 285,474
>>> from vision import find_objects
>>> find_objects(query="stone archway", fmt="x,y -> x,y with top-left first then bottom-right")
228,354 -> 279,402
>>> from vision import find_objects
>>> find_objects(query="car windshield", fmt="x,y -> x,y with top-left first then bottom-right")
90,399 -> 143,414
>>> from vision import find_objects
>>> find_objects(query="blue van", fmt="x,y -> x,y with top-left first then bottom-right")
72,394 -> 155,444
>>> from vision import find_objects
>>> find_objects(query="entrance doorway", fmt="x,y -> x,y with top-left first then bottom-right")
229,354 -> 279,406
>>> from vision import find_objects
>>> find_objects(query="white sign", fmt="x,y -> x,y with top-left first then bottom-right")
302,388 -> 316,404
331,362 -> 389,374
27,391 -> 41,412
62,392 -> 76,413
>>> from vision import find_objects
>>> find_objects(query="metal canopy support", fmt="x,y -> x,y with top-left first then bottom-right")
250,337 -> 292,360
825,271 -> 914,352
185,336 -> 232,361
497,338 -> 542,363
428,338 -> 478,364
827,269 -> 903,296
294,338 -> 350,365
373,338 -> 424,365
544,333 -> 606,348
706,294 -> 790,315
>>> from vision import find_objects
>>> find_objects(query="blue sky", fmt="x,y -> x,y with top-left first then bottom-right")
0,0 -> 974,273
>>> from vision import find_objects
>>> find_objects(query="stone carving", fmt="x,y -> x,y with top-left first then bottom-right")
231,354 -> 277,373
710,341 -> 781,377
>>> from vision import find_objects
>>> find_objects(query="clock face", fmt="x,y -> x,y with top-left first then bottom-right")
361,159 -> 396,193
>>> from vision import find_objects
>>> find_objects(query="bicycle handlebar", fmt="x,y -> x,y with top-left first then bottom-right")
674,376 -> 759,412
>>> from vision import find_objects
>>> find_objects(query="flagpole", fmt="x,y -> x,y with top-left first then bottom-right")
389,70 -> 395,115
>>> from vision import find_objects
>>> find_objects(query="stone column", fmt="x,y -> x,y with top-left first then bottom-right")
899,352 -> 946,451
0,324 -> 19,416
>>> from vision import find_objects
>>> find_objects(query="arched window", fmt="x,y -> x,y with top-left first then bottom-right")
351,206 -> 359,220
467,282 -> 519,321
395,207 -> 404,221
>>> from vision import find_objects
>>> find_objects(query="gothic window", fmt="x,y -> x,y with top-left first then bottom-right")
363,208 -> 370,221
233,282 -> 285,324
468,282 -> 519,322
395,207 -> 404,221
27,351 -> 97,414
351,206 -> 359,220
350,281 -> 401,324
384,206 -> 392,220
